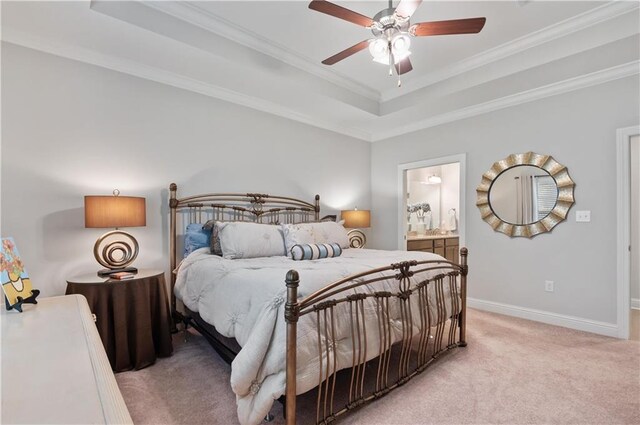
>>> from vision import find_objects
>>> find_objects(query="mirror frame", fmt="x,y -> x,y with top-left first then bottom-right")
476,152 -> 575,238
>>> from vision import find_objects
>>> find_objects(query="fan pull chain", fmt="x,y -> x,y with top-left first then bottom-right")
388,48 -> 394,77
388,48 -> 401,87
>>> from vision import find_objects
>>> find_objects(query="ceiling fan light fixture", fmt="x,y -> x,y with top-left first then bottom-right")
309,0 -> 487,83
368,38 -> 389,60
391,33 -> 411,55
372,50 -> 411,65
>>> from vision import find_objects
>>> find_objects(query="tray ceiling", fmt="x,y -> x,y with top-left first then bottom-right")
195,1 -> 599,96
2,1 -> 638,142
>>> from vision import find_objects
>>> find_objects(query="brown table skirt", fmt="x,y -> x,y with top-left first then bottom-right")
66,274 -> 173,372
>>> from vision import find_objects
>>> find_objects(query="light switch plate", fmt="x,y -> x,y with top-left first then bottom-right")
576,210 -> 591,222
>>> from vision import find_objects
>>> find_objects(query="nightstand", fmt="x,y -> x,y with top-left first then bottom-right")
66,269 -> 173,372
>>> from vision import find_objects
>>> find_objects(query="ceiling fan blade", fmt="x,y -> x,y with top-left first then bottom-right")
410,17 -> 486,37
322,40 -> 370,65
394,0 -> 422,20
309,0 -> 374,28
395,57 -> 413,75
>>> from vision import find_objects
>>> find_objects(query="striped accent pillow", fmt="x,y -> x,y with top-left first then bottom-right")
291,243 -> 342,261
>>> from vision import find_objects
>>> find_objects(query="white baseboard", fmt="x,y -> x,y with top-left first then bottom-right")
632,298 -> 640,310
467,297 -> 619,338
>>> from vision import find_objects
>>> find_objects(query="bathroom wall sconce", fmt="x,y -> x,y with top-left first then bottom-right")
427,175 -> 441,184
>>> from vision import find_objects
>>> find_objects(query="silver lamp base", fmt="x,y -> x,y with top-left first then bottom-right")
93,230 -> 139,275
347,229 -> 366,249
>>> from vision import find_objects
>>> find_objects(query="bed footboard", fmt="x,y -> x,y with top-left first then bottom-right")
285,248 -> 468,425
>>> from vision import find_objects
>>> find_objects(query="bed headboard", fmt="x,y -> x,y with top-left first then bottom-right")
168,183 -> 320,319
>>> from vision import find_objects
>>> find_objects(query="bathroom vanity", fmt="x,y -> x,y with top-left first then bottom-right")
407,234 -> 460,263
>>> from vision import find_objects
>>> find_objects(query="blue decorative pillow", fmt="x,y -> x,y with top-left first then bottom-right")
184,223 -> 211,257
291,243 -> 342,261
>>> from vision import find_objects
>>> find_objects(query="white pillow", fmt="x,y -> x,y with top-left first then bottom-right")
281,223 -> 315,256
310,221 -> 349,248
217,222 -> 286,259
282,221 -> 350,256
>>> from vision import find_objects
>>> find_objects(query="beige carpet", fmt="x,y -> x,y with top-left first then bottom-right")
116,309 -> 640,425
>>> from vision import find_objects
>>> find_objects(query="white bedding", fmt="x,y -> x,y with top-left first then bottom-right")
175,248 -> 458,425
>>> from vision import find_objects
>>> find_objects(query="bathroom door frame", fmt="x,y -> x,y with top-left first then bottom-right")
397,153 -> 467,251
616,125 -> 639,339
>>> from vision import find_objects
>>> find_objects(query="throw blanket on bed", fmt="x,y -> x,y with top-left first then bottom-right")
175,248 -> 458,425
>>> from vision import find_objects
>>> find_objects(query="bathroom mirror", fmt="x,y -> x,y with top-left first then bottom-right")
476,152 -> 575,238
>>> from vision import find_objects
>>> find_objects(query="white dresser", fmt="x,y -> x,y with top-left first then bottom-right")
1,294 -> 133,424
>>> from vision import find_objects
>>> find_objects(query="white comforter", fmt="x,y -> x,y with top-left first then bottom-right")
175,248 -> 457,425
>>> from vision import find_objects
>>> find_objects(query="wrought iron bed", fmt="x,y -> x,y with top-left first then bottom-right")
168,183 -> 468,425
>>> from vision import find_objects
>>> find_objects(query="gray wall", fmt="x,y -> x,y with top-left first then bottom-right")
370,76 -> 639,324
1,43 -> 371,297
2,41 -> 638,329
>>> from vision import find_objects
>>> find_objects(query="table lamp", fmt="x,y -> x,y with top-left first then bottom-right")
84,189 -> 146,276
341,208 -> 371,248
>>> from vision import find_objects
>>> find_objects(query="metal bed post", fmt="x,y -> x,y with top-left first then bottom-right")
458,247 -> 468,347
285,270 -> 300,425
169,183 -> 179,325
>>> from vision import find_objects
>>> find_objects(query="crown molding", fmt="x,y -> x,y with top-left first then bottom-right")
3,27 -> 637,144
1,29 -> 373,142
379,1 -> 639,102
143,1 -> 381,103
372,60 -> 640,141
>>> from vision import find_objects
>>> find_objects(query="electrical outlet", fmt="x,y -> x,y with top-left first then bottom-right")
545,280 -> 554,292
576,211 -> 591,222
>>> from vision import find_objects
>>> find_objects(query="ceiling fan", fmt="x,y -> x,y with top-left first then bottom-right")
309,0 -> 486,85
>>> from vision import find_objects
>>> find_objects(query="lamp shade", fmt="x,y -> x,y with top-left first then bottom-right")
341,209 -> 371,228
84,195 -> 146,228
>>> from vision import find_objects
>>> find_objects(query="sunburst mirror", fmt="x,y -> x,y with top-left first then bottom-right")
476,152 -> 575,238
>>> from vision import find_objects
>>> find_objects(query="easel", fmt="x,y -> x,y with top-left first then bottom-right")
5,289 -> 40,313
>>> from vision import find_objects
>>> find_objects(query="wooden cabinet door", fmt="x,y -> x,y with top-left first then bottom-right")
407,239 -> 434,252
444,238 -> 459,262
445,246 -> 458,262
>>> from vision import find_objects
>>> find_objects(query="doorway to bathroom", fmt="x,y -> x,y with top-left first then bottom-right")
397,154 -> 466,253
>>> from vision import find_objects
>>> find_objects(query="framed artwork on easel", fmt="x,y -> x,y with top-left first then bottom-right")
1,237 -> 39,312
